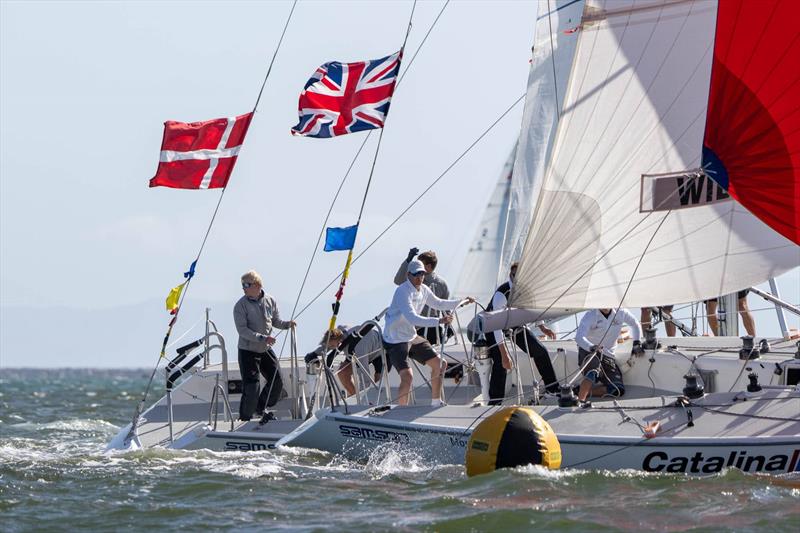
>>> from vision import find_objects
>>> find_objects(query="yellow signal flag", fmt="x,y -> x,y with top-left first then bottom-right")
165,282 -> 186,314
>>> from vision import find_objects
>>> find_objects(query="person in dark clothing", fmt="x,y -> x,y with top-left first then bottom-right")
233,269 -> 295,421
485,262 -> 559,405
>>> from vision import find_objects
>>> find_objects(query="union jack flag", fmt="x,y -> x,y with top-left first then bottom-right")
291,50 -> 402,138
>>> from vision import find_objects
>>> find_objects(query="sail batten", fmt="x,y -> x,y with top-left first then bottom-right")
511,0 -> 799,311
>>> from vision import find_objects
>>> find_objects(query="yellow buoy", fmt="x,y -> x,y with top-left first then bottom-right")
465,406 -> 561,477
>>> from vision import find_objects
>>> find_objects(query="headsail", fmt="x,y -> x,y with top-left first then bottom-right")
500,0 -> 587,281
512,0 -> 799,312
456,0 -> 586,309
702,0 -> 800,245
453,147 -> 515,305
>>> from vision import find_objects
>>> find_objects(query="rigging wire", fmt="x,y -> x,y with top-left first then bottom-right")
291,93 -> 527,321
125,1 -> 299,443
278,0 -> 449,359
308,0 -> 420,407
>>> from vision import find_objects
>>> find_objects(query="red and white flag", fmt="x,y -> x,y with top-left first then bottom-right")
149,112 -> 253,189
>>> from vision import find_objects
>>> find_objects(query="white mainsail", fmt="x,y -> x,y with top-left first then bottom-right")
453,148 -> 515,305
512,0 -> 799,312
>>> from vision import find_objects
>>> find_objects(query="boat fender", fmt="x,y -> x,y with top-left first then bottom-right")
465,407 -> 561,477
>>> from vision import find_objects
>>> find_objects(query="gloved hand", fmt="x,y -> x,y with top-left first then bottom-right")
589,345 -> 599,353
632,340 -> 645,356
406,247 -> 419,263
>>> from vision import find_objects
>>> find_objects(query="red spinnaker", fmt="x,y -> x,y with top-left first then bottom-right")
703,0 -> 800,244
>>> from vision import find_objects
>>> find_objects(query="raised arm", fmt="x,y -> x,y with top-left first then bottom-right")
393,260 -> 408,286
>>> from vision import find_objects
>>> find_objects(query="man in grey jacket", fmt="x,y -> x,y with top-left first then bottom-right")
393,248 -> 451,345
233,269 -> 295,421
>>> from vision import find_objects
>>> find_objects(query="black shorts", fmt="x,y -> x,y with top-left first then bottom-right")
383,337 -> 438,371
704,289 -> 749,304
578,347 -> 624,396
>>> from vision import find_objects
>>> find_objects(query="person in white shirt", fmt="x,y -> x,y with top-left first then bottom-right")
383,259 -> 473,406
575,308 -> 643,403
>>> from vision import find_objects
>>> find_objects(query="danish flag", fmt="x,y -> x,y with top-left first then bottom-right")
149,112 -> 253,189
291,51 -> 401,138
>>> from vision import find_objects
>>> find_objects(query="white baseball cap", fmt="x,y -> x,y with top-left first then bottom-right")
407,259 -> 426,275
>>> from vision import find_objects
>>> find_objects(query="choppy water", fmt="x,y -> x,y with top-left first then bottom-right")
1,368 -> 798,532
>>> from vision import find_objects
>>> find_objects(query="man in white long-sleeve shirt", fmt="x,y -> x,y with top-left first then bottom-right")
575,308 -> 643,403
383,259 -> 473,406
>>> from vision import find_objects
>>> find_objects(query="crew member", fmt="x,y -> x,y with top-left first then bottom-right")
576,307 -> 643,404
384,259 -> 472,406
306,324 -> 386,396
485,262 -> 560,405
233,270 -> 295,421
393,248 -> 452,345
336,323 -> 386,396
641,306 -> 676,337
705,290 -> 756,336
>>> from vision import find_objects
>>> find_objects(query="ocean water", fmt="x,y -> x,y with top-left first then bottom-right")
1,369 -> 798,532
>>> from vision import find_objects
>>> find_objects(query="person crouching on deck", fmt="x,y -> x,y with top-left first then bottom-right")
575,308 -> 643,405
306,324 -> 386,397
383,259 -> 473,407
233,270 -> 296,421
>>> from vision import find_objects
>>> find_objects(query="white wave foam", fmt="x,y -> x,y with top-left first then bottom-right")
364,444 -> 430,477
516,464 -> 582,479
7,418 -> 119,432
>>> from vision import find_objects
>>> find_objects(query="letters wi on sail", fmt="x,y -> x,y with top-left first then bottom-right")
640,171 -> 731,213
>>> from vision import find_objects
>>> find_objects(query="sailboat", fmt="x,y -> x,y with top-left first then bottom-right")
108,0 -> 799,473
275,0 -> 800,473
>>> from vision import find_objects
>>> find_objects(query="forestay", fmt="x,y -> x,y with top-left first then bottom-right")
512,0 -> 799,311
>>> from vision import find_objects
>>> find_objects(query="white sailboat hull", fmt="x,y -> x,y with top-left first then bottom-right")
106,336 -> 800,454
278,387 -> 800,474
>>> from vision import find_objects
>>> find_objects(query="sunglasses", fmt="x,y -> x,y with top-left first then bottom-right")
410,271 -> 425,278
242,282 -> 254,289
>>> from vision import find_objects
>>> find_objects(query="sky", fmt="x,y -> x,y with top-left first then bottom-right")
1,1 -> 797,368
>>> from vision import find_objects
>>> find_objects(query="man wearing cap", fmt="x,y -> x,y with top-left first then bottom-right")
383,259 -> 473,406
393,248 -> 452,345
